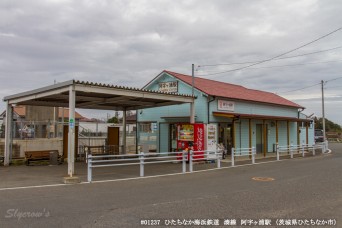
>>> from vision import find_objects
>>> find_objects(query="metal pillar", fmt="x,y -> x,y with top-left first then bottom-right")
276,144 -> 280,161
190,64 -> 195,124
321,80 -> 326,142
122,109 -> 126,154
139,152 -> 144,177
231,148 -> 235,167
182,151 -> 187,173
4,102 -> 13,166
68,85 -> 76,177
189,150 -> 193,172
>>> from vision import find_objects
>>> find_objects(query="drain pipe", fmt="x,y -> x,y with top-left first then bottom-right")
207,96 -> 216,123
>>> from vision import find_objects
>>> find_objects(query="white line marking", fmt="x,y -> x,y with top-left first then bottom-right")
0,183 -> 68,191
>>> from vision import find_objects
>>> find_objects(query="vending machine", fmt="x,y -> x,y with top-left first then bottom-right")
177,123 -> 205,161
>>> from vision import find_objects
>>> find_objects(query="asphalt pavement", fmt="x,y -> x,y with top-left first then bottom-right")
0,143 -> 341,227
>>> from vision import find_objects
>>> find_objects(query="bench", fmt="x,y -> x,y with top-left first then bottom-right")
25,150 -> 60,165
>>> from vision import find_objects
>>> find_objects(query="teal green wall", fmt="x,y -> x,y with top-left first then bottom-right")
139,73 -> 208,124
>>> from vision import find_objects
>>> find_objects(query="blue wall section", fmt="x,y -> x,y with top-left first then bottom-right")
159,123 -> 169,152
209,98 -> 299,122
139,72 -> 208,124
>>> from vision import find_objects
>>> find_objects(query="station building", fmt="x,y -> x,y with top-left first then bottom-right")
137,70 -> 314,156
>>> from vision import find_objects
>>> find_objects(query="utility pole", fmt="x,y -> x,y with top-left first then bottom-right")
192,64 -> 194,96
190,64 -> 195,124
321,80 -> 326,142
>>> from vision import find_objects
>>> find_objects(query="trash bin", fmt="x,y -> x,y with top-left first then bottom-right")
49,151 -> 59,165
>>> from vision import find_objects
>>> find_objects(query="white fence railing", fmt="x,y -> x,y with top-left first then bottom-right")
276,141 -> 328,161
87,150 -> 222,182
231,147 -> 256,167
87,141 -> 329,182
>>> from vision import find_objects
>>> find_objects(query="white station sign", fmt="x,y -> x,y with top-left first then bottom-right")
158,81 -> 178,93
218,100 -> 235,112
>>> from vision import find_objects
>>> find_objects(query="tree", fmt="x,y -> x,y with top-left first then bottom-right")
107,116 -> 118,124
314,117 -> 342,132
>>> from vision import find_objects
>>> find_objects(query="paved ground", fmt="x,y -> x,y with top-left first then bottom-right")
0,143 -> 340,227
0,149 -> 319,188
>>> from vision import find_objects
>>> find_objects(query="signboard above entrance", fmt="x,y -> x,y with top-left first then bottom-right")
218,100 -> 235,112
158,81 -> 178,93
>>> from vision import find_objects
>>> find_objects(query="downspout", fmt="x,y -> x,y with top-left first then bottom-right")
207,96 -> 216,124
298,108 -> 305,145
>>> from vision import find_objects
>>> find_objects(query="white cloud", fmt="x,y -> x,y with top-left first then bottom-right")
1,0 -> 342,125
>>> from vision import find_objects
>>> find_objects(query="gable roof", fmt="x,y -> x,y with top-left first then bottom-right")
163,70 -> 303,109
58,108 -> 84,119
0,106 -> 84,119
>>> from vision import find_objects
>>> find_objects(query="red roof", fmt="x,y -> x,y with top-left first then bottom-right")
11,106 -> 84,119
164,70 -> 303,109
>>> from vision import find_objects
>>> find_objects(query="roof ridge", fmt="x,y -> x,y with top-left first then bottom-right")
164,70 -> 245,89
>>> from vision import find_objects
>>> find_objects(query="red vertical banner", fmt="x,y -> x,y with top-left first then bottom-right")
194,123 -> 205,160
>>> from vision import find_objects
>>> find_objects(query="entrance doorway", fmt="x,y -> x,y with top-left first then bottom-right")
256,124 -> 263,153
218,123 -> 233,155
170,124 -> 177,152
256,124 -> 268,154
107,126 -> 120,154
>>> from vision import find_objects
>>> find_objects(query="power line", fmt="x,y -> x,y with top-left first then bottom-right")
326,86 -> 342,89
199,46 -> 342,67
326,76 -> 342,82
277,76 -> 342,94
199,27 -> 342,76
278,83 -> 321,94
198,59 -> 342,75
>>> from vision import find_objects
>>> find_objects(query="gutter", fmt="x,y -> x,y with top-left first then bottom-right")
207,96 -> 216,123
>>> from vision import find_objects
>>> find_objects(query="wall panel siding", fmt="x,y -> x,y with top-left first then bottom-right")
299,126 -> 306,145
267,121 -> 277,152
278,121 -> 288,146
289,122 -> 297,145
159,123 -> 169,153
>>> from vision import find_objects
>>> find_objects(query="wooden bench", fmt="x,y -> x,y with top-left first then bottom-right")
25,150 -> 60,165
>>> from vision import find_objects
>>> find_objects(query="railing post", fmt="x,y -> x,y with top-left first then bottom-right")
252,147 -> 255,164
290,144 -> 294,159
231,148 -> 235,167
139,152 -> 144,177
189,150 -> 193,172
323,140 -> 328,153
276,143 -> 280,161
321,142 -> 324,154
182,151 -> 186,173
302,143 -> 305,157
217,150 -> 221,168
87,154 -> 92,182
312,144 -> 315,156
85,150 -> 88,164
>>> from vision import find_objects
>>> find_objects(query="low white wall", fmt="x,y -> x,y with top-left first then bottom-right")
0,136 -> 137,158
0,138 -> 63,157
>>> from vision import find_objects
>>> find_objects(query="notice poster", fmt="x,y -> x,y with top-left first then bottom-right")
194,124 -> 205,151
206,124 -> 218,159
